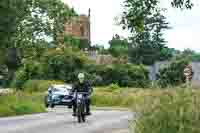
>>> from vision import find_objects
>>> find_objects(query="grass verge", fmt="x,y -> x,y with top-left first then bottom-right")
92,87 -> 146,108
0,92 -> 46,117
129,88 -> 200,133
93,86 -> 200,133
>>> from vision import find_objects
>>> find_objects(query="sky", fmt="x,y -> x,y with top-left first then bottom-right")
63,0 -> 200,52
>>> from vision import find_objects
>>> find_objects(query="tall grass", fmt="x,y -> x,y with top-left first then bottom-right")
92,86 -> 142,107
129,88 -> 200,133
93,86 -> 200,133
0,92 -> 46,117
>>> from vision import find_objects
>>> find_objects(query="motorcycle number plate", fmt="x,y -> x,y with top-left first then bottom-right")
62,99 -> 71,102
77,94 -> 83,99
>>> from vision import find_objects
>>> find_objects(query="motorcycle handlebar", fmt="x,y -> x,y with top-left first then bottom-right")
76,92 -> 89,94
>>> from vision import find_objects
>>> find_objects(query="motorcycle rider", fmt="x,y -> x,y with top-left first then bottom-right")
71,73 -> 93,116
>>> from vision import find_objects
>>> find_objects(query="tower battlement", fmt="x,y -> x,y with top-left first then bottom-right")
64,10 -> 91,42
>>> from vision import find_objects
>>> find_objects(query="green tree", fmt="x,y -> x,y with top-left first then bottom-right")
191,52 -> 200,61
171,0 -> 193,9
0,0 -> 29,48
129,31 -> 155,65
14,0 -> 76,48
174,48 -> 200,61
64,35 -> 90,50
0,48 -> 6,65
108,34 -> 129,57
0,0 -> 76,86
151,10 -> 172,61
0,0 -> 76,49
121,0 -> 193,33
128,9 -> 172,65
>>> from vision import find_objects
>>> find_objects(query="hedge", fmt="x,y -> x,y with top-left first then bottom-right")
22,80 -> 64,92
12,48 -> 150,89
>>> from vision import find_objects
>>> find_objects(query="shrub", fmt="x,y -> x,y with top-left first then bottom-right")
11,48 -> 89,88
11,59 -> 46,90
22,80 -> 64,92
42,48 -> 89,83
83,72 -> 103,86
11,69 -> 28,90
157,59 -> 189,88
87,64 -> 150,88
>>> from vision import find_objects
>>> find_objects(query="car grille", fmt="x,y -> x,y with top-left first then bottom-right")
59,95 -> 65,99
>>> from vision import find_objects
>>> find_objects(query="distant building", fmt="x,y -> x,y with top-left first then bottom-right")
64,9 -> 91,49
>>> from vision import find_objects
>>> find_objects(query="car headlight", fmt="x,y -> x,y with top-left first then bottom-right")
52,95 -> 59,99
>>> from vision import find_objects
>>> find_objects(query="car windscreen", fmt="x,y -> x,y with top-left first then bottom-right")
52,87 -> 71,93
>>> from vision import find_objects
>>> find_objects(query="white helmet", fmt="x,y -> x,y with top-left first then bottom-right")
78,73 -> 85,79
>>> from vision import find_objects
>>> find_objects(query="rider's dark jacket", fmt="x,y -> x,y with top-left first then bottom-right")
72,81 -> 93,95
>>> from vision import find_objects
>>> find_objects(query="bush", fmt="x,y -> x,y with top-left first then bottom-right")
82,72 -> 103,86
131,89 -> 200,133
22,80 -> 64,92
11,48 -> 89,89
87,64 -> 150,88
11,69 -> 28,90
16,48 -> 150,88
157,59 -> 189,88
0,92 -> 45,117
11,59 -> 46,90
42,48 -> 89,83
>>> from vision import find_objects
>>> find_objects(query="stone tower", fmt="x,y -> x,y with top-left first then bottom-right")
64,9 -> 91,45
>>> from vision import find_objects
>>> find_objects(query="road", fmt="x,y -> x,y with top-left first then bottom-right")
0,107 -> 133,133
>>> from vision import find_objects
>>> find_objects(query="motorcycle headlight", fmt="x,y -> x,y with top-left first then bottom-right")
77,94 -> 83,99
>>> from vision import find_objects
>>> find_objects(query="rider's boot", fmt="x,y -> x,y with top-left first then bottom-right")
86,112 -> 91,115
72,106 -> 77,116
86,105 -> 91,115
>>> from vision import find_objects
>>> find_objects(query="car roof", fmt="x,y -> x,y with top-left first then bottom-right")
51,84 -> 72,89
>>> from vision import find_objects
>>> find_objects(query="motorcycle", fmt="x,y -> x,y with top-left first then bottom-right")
74,92 -> 89,123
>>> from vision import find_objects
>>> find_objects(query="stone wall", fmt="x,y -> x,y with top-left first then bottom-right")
191,62 -> 200,87
85,50 -> 128,64
96,55 -> 114,64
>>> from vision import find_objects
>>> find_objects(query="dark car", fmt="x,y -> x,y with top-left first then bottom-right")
45,84 -> 73,108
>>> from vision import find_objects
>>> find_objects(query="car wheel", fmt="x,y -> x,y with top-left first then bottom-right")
50,103 -> 55,108
68,105 -> 72,109
44,96 -> 49,108
45,103 -> 49,108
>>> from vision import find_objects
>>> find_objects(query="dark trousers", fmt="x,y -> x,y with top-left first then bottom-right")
73,98 -> 91,113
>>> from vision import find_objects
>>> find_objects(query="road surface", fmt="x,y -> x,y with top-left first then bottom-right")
0,107 -> 133,133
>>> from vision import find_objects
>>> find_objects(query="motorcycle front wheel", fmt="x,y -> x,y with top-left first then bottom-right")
77,102 -> 86,123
